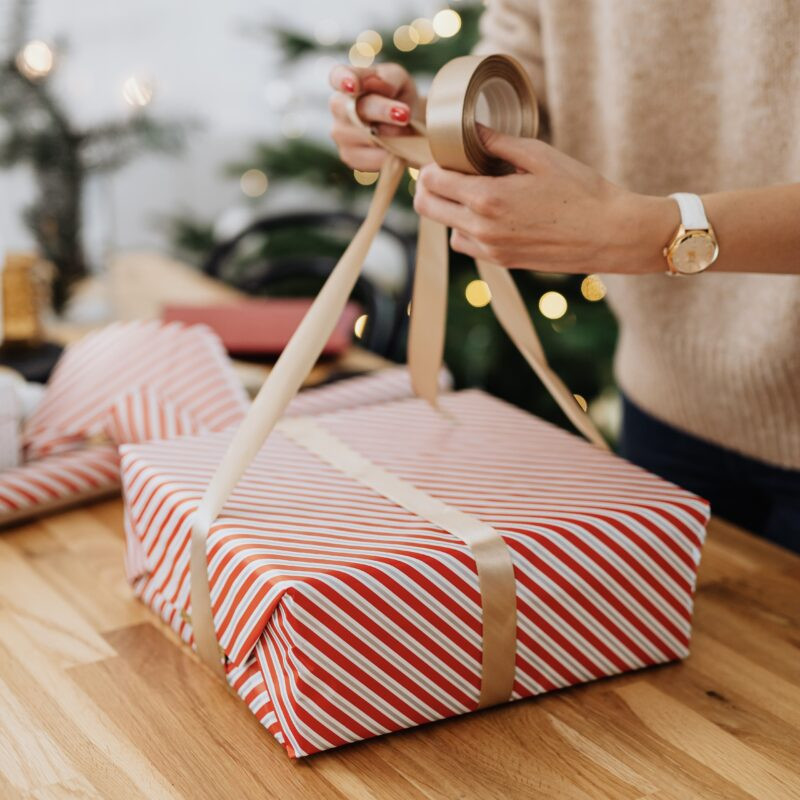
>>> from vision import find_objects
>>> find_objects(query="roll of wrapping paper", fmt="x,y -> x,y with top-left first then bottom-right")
189,55 -> 609,709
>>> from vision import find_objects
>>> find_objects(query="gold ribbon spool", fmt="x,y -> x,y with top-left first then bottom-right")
189,54 -> 607,712
426,54 -> 539,175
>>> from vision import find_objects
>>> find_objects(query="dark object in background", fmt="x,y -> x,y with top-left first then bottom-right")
201,211 -> 415,360
0,342 -> 62,383
163,299 -> 361,358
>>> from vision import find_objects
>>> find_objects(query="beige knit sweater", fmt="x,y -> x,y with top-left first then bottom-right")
476,0 -> 800,469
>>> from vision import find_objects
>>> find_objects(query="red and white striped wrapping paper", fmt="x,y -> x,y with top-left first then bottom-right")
121,389 -> 709,758
2,319 -> 449,528
285,365 -> 451,416
1,320 -> 250,527
23,320 -> 250,460
0,445 -> 121,526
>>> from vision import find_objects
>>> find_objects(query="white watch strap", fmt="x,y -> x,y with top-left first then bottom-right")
669,192 -> 709,231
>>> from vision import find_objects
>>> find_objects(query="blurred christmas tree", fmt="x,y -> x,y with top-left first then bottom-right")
167,4 -> 620,437
0,0 -> 187,308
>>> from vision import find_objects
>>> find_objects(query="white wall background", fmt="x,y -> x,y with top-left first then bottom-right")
0,0 -> 449,264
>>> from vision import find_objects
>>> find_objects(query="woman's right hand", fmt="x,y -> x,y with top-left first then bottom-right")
328,63 -> 418,171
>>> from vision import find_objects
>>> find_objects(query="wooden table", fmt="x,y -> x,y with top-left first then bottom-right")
1,504 -> 798,800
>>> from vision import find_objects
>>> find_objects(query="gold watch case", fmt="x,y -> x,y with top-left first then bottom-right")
663,226 -> 719,275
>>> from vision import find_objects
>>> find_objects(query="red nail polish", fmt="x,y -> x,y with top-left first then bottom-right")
390,106 -> 410,123
342,78 -> 356,93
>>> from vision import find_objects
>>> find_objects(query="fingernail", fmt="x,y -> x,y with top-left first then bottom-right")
390,106 -> 410,123
342,78 -> 356,93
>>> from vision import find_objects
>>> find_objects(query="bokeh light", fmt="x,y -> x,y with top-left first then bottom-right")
357,30 -> 383,56
538,290 -> 568,319
348,42 -> 375,67
354,170 -> 379,186
411,18 -> 436,45
313,20 -> 341,46
122,75 -> 154,108
393,25 -> 420,52
465,279 -> 492,308
16,40 -> 54,80
354,314 -> 368,339
240,169 -> 268,197
433,9 -> 462,38
280,112 -> 307,138
581,274 -> 607,302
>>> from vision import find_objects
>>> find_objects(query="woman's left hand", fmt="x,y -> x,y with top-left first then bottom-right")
413,127 -> 676,274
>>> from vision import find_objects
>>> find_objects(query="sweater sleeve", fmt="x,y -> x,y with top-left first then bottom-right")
473,0 -> 548,122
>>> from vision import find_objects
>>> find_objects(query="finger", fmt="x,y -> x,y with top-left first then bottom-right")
329,64 -> 403,98
330,119 -> 373,147
419,164 -> 487,208
450,229 -> 488,260
340,146 -> 386,172
477,124 -> 543,173
414,182 -> 474,230
329,92 -> 360,123
356,93 -> 411,126
371,63 -> 416,103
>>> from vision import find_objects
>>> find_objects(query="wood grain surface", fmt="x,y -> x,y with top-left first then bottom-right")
1,500 -> 798,799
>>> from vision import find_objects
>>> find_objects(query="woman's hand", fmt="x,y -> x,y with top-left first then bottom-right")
328,63 -> 419,172
414,127 -> 677,274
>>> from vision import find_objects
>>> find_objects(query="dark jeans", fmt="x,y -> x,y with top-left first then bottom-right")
618,396 -> 800,553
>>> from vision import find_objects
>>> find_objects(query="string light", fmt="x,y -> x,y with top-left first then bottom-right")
357,30 -> 383,56
581,274 -> 607,301
354,314 -> 368,338
538,291 -> 568,319
465,279 -> 492,308
122,75 -> 154,108
410,18 -> 436,44
348,41 -> 374,67
240,169 -> 268,197
354,170 -> 379,185
16,40 -> 54,79
432,9 -> 462,38
393,25 -> 420,52
573,394 -> 588,412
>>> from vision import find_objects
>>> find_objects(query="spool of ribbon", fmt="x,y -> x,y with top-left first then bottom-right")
189,55 -> 609,709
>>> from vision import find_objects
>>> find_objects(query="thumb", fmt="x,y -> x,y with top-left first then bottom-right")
477,124 -> 538,173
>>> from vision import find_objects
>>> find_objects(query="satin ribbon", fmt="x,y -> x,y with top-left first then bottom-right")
189,54 -> 608,705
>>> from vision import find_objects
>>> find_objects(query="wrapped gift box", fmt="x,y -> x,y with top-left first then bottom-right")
121,389 -> 709,758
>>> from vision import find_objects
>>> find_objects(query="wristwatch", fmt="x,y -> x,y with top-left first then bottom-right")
663,193 -> 719,275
